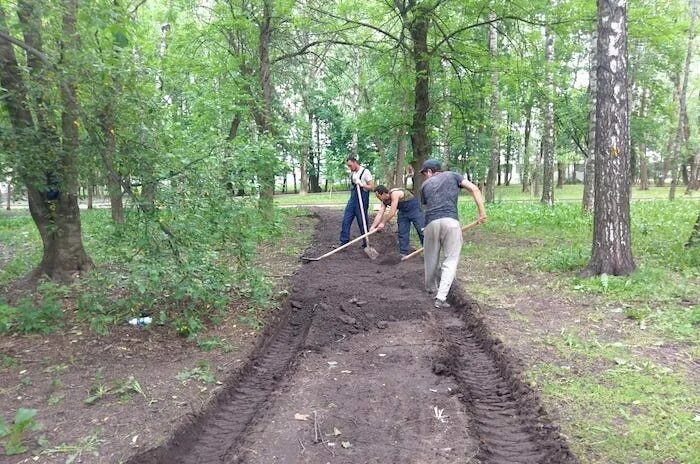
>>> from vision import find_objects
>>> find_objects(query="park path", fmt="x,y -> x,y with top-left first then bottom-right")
128,209 -> 576,464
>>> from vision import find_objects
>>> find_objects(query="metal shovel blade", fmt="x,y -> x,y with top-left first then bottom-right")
364,246 -> 380,260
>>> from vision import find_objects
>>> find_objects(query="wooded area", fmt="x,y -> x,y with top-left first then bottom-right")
1,0 -> 699,280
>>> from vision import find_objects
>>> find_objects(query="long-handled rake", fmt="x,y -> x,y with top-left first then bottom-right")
400,220 -> 480,261
301,229 -> 379,262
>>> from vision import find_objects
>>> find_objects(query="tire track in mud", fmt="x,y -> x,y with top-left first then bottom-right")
128,208 -> 577,464
436,291 -> 577,464
126,303 -> 313,464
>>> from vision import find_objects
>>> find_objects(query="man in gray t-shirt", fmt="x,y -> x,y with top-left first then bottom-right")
420,159 -> 487,308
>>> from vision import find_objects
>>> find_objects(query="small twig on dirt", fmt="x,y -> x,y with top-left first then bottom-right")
313,411 -> 320,443
334,334 -> 347,343
298,438 -> 305,453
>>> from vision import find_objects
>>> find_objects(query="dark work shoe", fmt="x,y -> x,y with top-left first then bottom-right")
434,299 -> 451,309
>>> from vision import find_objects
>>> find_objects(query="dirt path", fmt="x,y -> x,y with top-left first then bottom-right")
127,209 -> 576,464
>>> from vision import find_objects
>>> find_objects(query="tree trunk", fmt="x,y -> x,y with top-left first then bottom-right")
522,103 -> 532,193
409,8 -> 431,200
583,24 -> 597,212
484,12 -> 499,203
101,111 -> 124,223
582,0 -> 635,277
5,181 -> 10,210
505,117 -> 512,186
541,26 -> 555,206
0,3 -> 92,282
533,138 -> 543,198
687,212 -> 700,247
671,1 -> 698,200
394,130 -> 408,189
639,144 -> 649,190
255,0 -> 275,206
556,161 -> 565,188
299,111 -> 311,194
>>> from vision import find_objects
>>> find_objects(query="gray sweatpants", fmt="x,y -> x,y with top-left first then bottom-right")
424,218 -> 463,301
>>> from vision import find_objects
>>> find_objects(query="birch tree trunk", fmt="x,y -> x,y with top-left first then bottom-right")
484,11 -> 500,203
541,25 -> 555,206
582,0 -> 635,277
583,24 -> 597,212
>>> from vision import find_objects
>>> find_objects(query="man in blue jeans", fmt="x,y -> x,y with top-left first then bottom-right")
339,157 -> 374,247
370,185 -> 425,257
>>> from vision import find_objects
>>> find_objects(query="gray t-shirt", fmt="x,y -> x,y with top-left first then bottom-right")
421,171 -> 463,225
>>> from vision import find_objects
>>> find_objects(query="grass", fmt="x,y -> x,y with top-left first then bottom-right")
456,198 -> 699,464
272,183 -> 699,206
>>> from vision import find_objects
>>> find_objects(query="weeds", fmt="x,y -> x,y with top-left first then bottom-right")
43,433 -> 102,464
176,361 -> 216,384
84,373 -> 147,405
0,408 -> 42,455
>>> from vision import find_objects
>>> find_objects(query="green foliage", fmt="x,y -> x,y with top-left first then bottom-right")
84,374 -> 146,405
176,361 -> 216,384
197,337 -> 235,353
74,183 -> 284,336
0,408 -> 42,456
0,282 -> 67,334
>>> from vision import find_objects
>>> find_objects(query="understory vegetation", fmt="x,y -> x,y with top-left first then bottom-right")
459,199 -> 699,463
0,190 -> 290,337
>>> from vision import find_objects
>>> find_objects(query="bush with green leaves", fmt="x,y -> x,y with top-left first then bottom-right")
75,173 -> 284,336
0,408 -> 42,455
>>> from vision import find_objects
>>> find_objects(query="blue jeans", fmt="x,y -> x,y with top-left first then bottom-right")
397,198 -> 425,255
340,188 -> 370,247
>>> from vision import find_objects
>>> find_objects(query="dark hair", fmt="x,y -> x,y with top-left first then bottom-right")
346,156 -> 358,163
375,185 -> 389,195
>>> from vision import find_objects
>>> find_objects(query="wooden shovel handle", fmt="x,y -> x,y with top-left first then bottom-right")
309,228 -> 380,261
401,220 -> 480,261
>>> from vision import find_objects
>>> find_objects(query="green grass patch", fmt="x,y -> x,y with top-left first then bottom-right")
458,197 -> 699,463
532,362 -> 699,464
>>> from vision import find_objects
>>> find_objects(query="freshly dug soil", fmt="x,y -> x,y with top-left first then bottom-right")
128,209 -> 577,464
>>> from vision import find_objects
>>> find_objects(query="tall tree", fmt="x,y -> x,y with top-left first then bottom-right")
581,0 -> 635,277
484,11 -> 500,204
0,2 -> 93,282
582,24 -> 597,210
671,0 -> 698,199
541,25 -> 555,206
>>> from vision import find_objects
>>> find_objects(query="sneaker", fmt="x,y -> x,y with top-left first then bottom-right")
434,298 -> 451,309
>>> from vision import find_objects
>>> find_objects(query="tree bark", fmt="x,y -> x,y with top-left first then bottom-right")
541,26 -> 555,206
6,181 -> 10,210
582,0 -> 635,277
484,12 -> 499,203
583,24 -> 597,212
556,161 -> 565,188
687,212 -> 700,247
409,7 -> 431,200
1,3 -> 93,283
639,144 -> 649,190
670,0 -> 698,200
521,103 -> 532,193
299,111 -> 311,194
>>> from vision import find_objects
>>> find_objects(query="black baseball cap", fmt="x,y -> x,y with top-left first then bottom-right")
420,159 -> 442,173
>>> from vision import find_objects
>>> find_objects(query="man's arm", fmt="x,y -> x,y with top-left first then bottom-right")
383,191 -> 401,223
460,178 -> 487,224
370,202 -> 387,230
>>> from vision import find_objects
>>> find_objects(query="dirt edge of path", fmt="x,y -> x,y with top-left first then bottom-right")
448,288 -> 579,463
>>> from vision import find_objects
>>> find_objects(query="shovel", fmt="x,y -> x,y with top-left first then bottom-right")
301,229 -> 379,261
355,184 -> 380,260
400,220 -> 480,261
